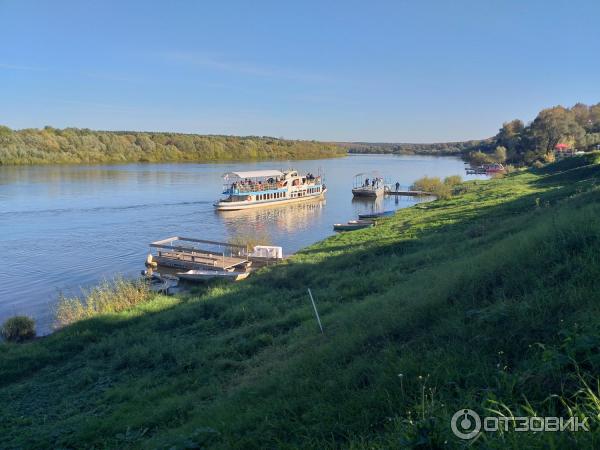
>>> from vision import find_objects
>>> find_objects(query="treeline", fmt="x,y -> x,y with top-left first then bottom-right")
340,139 -> 489,156
344,102 -> 600,165
0,126 -> 345,165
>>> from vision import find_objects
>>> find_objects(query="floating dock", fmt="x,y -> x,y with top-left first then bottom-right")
149,236 -> 250,271
148,236 -> 283,273
385,189 -> 433,196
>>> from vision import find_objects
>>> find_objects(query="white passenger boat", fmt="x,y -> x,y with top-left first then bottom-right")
214,169 -> 326,211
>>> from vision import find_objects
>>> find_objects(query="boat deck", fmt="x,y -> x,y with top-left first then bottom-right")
150,236 -> 249,271
155,251 -> 248,270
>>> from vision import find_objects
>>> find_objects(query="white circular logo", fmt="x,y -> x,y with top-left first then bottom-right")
451,409 -> 481,440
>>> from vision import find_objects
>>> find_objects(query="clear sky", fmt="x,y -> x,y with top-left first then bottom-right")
1,0 -> 599,142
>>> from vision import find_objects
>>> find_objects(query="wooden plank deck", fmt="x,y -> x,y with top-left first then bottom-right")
149,236 -> 250,271
156,251 -> 249,271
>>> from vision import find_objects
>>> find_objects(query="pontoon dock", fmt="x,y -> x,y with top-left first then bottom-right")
149,237 -> 250,271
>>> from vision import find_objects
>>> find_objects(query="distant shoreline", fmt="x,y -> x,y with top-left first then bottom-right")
0,125 -> 346,166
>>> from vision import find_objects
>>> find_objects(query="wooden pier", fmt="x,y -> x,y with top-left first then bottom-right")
385,189 -> 433,196
150,236 -> 250,271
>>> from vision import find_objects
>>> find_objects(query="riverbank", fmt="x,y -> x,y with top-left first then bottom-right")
0,126 -> 345,165
2,154 -> 600,448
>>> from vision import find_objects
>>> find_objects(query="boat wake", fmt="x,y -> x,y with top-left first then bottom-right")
0,200 -> 213,217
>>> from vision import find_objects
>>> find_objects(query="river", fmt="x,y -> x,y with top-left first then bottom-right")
0,154 -> 485,334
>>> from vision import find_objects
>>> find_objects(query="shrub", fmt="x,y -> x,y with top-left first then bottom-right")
412,176 -> 442,193
412,176 -> 454,199
532,160 -> 545,169
55,277 -> 151,328
443,175 -> 462,186
1,316 -> 36,343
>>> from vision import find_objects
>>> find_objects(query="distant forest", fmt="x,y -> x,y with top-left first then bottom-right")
0,126 -> 345,165
344,102 -> 600,165
340,139 -> 488,156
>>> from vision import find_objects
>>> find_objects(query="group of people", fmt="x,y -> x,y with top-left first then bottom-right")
232,176 -> 282,192
363,177 -> 383,188
362,178 -> 402,191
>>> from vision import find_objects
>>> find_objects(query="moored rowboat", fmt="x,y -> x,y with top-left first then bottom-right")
176,269 -> 250,282
358,211 -> 394,219
333,222 -> 374,231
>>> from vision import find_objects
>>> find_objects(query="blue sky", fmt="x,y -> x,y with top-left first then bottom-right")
1,0 -> 599,142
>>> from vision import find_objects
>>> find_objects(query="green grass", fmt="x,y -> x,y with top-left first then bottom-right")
2,154 -> 600,448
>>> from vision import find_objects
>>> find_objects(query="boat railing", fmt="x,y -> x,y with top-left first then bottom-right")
226,179 -> 322,194
227,182 -> 280,193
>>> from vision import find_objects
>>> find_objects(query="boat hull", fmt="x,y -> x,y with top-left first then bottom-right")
333,223 -> 374,231
358,211 -> 394,219
177,270 -> 250,282
352,187 -> 384,197
215,189 -> 326,211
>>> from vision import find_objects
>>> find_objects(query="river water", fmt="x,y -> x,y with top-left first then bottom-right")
0,154 -> 484,333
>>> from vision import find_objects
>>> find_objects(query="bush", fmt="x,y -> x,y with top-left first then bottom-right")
532,160 -> 545,169
443,175 -> 462,186
411,176 -> 442,193
55,277 -> 151,328
1,316 -> 36,343
412,176 -> 455,199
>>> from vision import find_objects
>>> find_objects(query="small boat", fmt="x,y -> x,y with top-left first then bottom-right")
176,269 -> 250,282
141,270 -> 179,294
333,222 -> 374,232
348,219 -> 376,225
358,210 -> 394,219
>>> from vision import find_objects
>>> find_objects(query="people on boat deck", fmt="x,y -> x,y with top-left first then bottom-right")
364,178 -> 369,187
230,173 -> 321,194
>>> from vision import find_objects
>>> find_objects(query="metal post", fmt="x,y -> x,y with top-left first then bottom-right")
307,288 -> 323,333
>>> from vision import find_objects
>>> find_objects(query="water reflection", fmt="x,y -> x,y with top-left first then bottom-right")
220,199 -> 326,236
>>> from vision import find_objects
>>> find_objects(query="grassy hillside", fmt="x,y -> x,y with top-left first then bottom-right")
2,155 -> 600,448
0,126 -> 345,165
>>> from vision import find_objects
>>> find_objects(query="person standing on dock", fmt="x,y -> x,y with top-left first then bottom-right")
395,181 -> 400,191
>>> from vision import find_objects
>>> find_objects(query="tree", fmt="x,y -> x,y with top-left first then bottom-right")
571,103 -> 591,129
529,106 -> 585,156
494,146 -> 507,163
469,151 -> 495,165
496,119 -> 525,160
589,103 -> 600,132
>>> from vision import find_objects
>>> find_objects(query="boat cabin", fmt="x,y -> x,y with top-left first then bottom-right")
215,169 -> 326,210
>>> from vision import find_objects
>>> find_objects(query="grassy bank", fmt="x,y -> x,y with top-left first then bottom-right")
0,126 -> 345,165
2,155 -> 600,448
